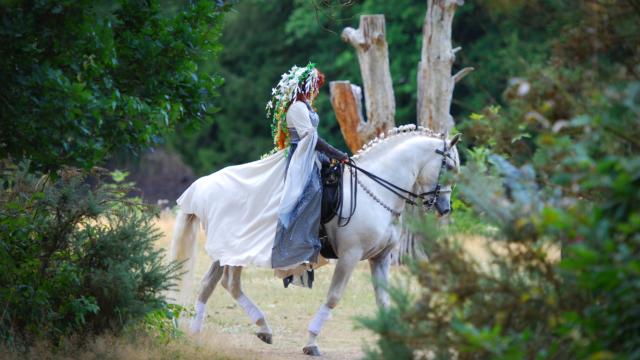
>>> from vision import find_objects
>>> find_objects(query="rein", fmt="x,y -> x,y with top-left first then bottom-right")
338,138 -> 453,223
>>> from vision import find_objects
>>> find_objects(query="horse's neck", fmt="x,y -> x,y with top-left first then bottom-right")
357,136 -> 435,188
355,136 -> 436,211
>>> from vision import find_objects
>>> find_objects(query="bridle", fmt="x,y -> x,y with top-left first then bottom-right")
337,138 -> 454,225
422,137 -> 455,211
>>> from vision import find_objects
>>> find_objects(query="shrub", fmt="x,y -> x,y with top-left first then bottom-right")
361,2 -> 640,358
0,162 -> 180,348
0,0 -> 227,172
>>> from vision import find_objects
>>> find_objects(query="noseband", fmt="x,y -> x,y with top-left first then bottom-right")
342,138 -> 454,221
420,138 -> 454,211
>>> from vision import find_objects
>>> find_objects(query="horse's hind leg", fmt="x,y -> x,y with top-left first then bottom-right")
304,250 -> 362,356
190,260 -> 224,334
222,266 -> 273,344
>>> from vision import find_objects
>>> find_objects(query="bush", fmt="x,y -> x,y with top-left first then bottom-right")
0,162 -> 179,348
362,108 -> 640,359
361,2 -> 640,358
0,0 -> 227,172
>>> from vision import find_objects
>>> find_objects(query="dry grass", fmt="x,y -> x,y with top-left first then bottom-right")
117,212 -> 548,359
5,211 -> 537,359
153,210 -> 384,359
1,333 -> 245,360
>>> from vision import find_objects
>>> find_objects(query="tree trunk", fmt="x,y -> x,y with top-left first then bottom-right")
417,0 -> 473,134
330,15 -> 396,153
331,8 -> 470,265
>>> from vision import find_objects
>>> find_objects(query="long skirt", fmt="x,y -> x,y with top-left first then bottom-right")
176,147 -> 321,269
271,144 -> 322,268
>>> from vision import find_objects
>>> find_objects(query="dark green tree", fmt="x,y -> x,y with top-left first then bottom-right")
168,0 -> 307,174
0,0 -> 227,172
0,0 -> 230,349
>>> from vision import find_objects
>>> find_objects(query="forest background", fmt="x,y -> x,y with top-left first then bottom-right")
167,0 -> 555,178
1,0 -> 638,358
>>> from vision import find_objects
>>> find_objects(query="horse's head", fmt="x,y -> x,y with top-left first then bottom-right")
416,133 -> 461,217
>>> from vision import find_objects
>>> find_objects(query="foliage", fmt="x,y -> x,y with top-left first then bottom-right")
139,303 -> 188,343
362,1 -> 640,359
167,0 -> 576,175
0,0 -> 227,172
167,0 -> 308,175
0,162 -> 180,348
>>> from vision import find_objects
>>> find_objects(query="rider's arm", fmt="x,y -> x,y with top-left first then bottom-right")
315,137 -> 348,161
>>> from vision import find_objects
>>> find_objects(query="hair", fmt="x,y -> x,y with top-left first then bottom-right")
274,69 -> 324,149
295,69 -> 325,103
269,65 -> 324,150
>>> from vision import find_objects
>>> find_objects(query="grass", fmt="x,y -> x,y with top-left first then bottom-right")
153,210 -> 382,359
3,210 -> 510,359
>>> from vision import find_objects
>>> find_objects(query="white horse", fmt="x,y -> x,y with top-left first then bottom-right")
169,125 -> 461,356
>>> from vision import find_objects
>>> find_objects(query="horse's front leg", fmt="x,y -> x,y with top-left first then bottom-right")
369,252 -> 391,309
222,266 -> 273,344
303,250 -> 362,356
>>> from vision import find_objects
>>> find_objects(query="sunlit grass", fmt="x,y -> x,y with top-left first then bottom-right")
155,210 -> 379,359
4,211 -> 512,359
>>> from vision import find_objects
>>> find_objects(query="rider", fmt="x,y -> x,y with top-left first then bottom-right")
269,63 -> 348,271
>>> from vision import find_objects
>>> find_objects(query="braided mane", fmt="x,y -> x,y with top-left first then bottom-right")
352,124 -> 445,160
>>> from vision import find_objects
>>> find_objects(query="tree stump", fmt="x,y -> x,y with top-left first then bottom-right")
330,81 -> 367,152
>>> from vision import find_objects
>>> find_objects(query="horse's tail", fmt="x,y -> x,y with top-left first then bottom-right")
169,210 -> 201,305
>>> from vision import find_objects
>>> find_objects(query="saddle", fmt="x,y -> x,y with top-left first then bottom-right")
319,155 -> 343,259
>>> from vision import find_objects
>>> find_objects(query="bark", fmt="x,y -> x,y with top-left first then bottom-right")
330,81 -> 366,153
417,0 -> 473,134
330,15 -> 396,153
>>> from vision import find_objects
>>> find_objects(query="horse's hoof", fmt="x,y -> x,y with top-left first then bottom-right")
256,332 -> 273,344
189,318 -> 204,335
303,345 -> 321,356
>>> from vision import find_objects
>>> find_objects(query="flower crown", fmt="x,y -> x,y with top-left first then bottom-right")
265,63 -> 319,150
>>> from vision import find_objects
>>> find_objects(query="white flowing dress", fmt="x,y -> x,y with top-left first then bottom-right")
176,101 -> 319,268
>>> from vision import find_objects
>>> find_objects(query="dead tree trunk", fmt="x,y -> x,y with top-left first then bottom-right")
329,15 -> 396,153
408,1 -> 471,265
417,0 -> 473,134
331,7 -> 470,265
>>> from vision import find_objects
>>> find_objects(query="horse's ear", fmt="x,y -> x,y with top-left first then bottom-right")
449,133 -> 462,148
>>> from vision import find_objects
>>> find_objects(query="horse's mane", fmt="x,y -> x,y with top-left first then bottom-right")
352,124 -> 445,160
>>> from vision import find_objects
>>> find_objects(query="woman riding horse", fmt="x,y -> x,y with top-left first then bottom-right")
177,63 -> 347,270
172,64 -> 461,356
173,63 -> 348,337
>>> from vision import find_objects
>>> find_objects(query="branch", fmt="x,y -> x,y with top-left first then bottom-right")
453,67 -> 474,83
341,27 -> 365,46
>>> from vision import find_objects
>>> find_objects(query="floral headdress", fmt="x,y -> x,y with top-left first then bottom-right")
265,63 -> 319,150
